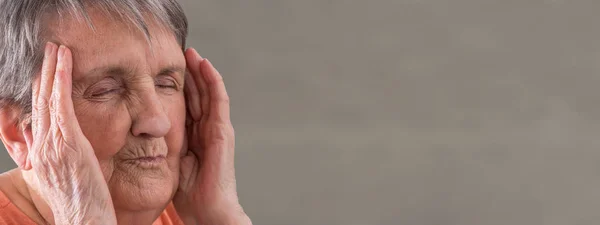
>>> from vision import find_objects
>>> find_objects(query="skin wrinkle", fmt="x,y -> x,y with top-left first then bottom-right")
21,8 -> 187,223
1,1 -> 247,224
1,0 -> 188,120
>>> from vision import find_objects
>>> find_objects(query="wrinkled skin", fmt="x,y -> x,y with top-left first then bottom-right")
1,10 -> 250,225
28,42 -> 118,225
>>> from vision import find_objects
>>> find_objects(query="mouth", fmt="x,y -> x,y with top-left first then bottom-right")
124,155 -> 167,169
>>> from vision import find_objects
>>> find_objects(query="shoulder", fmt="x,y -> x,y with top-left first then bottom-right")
153,202 -> 185,225
0,170 -> 36,225
0,171 -> 16,208
0,170 -> 25,205
0,175 -> 11,209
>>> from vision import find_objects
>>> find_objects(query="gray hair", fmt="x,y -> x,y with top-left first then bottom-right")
0,0 -> 188,122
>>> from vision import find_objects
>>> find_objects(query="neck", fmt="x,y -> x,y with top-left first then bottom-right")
2,169 -> 51,225
12,170 -> 163,225
114,208 -> 164,225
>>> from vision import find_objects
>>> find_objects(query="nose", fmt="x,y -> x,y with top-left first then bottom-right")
130,90 -> 171,138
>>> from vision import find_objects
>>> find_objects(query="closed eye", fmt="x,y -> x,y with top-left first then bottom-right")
91,88 -> 121,97
156,83 -> 176,89
155,66 -> 184,90
155,76 -> 178,90
85,77 -> 123,100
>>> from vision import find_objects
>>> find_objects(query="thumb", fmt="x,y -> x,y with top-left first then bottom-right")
179,146 -> 198,189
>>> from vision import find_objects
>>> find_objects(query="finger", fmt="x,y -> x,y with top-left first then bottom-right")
31,42 -> 58,149
185,48 -> 209,120
200,59 -> 230,123
184,72 -> 202,121
51,46 -> 81,138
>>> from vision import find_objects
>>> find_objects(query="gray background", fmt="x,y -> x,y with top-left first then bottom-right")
3,0 -> 600,224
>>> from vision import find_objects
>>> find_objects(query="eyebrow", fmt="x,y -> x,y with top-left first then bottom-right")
157,66 -> 187,86
75,64 -> 186,84
157,66 -> 186,79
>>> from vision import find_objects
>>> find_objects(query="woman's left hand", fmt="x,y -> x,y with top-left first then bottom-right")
173,48 -> 252,225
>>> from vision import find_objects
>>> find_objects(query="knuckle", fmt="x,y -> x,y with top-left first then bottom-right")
48,99 -> 58,115
55,64 -> 67,75
209,122 -> 233,141
55,111 -> 69,128
213,126 -> 227,141
35,98 -> 50,113
218,95 -> 230,104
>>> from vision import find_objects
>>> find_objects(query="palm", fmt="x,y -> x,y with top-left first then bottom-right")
178,118 -> 236,205
173,48 -> 244,224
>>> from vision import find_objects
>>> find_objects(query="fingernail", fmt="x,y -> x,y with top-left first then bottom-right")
57,45 -> 66,62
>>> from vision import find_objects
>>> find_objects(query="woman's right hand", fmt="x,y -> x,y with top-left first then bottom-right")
27,42 -> 117,225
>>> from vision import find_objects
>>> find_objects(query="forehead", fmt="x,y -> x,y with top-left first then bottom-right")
47,9 -> 185,80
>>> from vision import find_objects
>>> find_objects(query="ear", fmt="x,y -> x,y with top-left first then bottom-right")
0,107 -> 32,170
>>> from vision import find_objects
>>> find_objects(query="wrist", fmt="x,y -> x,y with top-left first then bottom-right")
196,202 -> 251,225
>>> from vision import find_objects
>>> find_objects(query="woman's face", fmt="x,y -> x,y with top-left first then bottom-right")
49,12 -> 187,211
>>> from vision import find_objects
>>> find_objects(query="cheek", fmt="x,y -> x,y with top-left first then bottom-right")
162,93 -> 186,156
74,101 -> 130,163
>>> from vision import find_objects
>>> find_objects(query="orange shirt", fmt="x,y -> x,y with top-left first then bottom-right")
0,190 -> 183,225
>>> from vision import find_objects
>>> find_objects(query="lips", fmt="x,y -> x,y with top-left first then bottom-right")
119,140 -> 169,168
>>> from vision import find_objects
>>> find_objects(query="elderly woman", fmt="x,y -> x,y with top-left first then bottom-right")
0,0 -> 252,224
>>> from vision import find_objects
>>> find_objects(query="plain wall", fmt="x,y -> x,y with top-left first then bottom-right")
3,0 -> 600,224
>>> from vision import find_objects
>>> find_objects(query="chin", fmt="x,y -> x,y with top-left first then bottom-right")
109,160 -> 179,211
